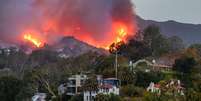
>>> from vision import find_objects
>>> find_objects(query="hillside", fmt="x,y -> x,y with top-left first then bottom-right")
136,16 -> 201,45
0,40 -> 17,48
51,36 -> 108,57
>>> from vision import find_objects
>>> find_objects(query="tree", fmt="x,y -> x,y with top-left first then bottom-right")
183,48 -> 201,61
118,66 -> 136,85
190,64 -> 201,92
28,49 -> 59,67
111,25 -> 174,61
69,94 -> 83,101
109,93 -> 121,101
95,93 -> 110,101
143,92 -> 163,101
190,44 -> 201,57
0,76 -> 23,101
143,25 -> 170,57
167,36 -> 184,53
111,39 -> 152,61
95,93 -> 121,101
135,71 -> 165,87
120,85 -> 144,97
173,52 -> 197,88
71,52 -> 100,73
109,41 -> 124,54
24,66 -> 64,100
173,56 -> 196,74
0,47 -> 28,78
94,55 -> 116,77
186,88 -> 201,101
15,85 -> 35,101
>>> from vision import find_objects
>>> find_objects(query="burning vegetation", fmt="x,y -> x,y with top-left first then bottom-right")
0,0 -> 137,49
23,34 -> 43,48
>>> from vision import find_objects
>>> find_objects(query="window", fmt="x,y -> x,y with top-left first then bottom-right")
68,80 -> 76,85
77,87 -> 82,93
67,87 -> 76,93
80,80 -> 85,85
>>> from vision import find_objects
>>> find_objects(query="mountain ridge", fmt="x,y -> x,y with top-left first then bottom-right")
136,16 -> 201,45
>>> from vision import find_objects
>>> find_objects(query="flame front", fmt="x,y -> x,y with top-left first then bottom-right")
22,21 -> 134,49
102,22 -> 132,49
114,22 -> 128,43
23,34 -> 43,48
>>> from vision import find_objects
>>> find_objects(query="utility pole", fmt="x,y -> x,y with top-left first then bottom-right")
115,51 -> 118,79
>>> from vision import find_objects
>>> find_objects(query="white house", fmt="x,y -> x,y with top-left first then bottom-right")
165,79 -> 185,96
84,78 -> 120,101
147,82 -> 161,94
147,80 -> 185,96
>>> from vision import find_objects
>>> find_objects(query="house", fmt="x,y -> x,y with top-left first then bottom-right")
32,93 -> 46,101
0,48 -> 11,55
129,59 -> 172,73
165,79 -> 185,96
65,74 -> 87,96
147,82 -> 161,94
57,75 -> 120,101
147,80 -> 185,96
83,78 -> 120,101
58,83 -> 67,95
0,47 -> 19,55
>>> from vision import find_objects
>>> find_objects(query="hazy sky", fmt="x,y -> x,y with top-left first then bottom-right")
132,0 -> 201,24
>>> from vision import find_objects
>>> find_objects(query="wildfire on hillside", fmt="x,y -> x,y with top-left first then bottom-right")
1,0 -> 137,50
22,21 -> 133,49
23,34 -> 43,48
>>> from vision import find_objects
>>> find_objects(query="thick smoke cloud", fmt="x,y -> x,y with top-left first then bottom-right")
0,0 -> 136,46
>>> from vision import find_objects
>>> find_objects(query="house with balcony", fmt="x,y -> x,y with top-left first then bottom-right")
65,74 -> 87,96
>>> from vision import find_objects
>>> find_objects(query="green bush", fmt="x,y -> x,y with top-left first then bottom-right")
120,85 -> 144,97
135,71 -> 165,87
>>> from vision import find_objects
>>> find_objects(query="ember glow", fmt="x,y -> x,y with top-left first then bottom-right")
23,34 -> 43,48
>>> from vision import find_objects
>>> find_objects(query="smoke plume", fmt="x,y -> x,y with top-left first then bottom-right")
0,0 -> 137,48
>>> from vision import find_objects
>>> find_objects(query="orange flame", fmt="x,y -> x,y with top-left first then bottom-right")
21,21 -> 134,50
23,34 -> 43,48
103,22 -> 131,50
114,23 -> 128,43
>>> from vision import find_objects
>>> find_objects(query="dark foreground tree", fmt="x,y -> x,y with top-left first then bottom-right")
110,39 -> 151,61
135,71 -> 165,87
70,94 -> 83,101
0,76 -> 23,101
143,25 -> 171,57
173,56 -> 196,74
109,25 -> 184,61
95,93 -> 121,101
190,44 -> 201,57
